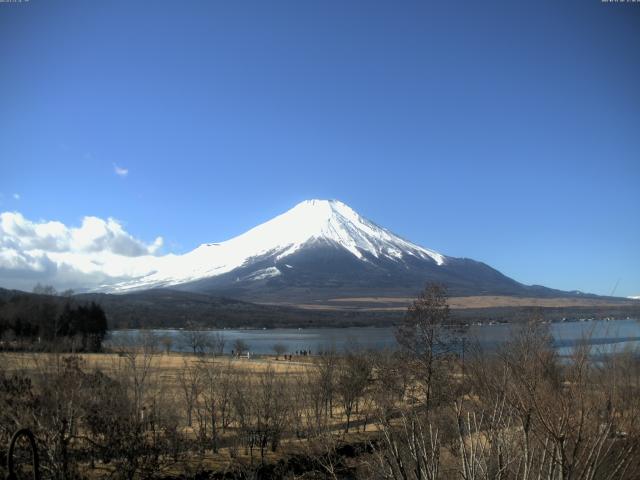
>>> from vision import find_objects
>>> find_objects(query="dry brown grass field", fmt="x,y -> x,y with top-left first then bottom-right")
326,295 -> 638,309
0,351 -> 314,376
2,338 -> 639,480
265,295 -> 640,312
0,351 -> 376,432
0,350 -> 384,478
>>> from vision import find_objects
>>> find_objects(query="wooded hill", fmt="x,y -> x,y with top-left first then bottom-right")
1,287 -> 638,330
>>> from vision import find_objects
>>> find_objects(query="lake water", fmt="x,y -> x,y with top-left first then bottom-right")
107,318 -> 640,357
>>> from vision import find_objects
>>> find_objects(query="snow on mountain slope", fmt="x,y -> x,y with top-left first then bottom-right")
110,199 -> 446,292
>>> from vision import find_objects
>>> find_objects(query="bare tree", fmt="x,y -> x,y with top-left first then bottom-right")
297,367 -> 329,437
160,335 -> 173,355
373,408 -> 442,480
335,349 -> 370,433
210,332 -> 226,356
180,327 -> 208,356
112,332 -> 157,418
272,343 -> 287,360
315,348 -> 338,421
461,322 -> 640,480
233,338 -> 249,357
395,283 -> 457,412
32,355 -> 86,480
372,349 -> 412,412
178,359 -> 201,428
231,376 -> 255,461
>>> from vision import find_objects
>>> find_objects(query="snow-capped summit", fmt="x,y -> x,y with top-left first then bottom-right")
110,199 -> 550,302
112,199 -> 446,292
238,199 -> 446,265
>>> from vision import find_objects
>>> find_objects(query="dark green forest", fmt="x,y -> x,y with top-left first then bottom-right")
0,291 -> 108,351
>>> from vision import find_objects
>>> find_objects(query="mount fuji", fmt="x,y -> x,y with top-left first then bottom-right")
108,199 -> 568,303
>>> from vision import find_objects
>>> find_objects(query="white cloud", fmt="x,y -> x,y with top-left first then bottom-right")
0,211 -> 165,292
12,193 -> 20,200
113,164 -> 129,177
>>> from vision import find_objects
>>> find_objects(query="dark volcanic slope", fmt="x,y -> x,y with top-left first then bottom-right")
174,241 -> 580,304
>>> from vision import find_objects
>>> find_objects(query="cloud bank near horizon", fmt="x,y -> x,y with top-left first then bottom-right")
0,211 -> 165,292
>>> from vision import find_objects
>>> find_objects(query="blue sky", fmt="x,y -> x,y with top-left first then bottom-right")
1,0 -> 639,296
